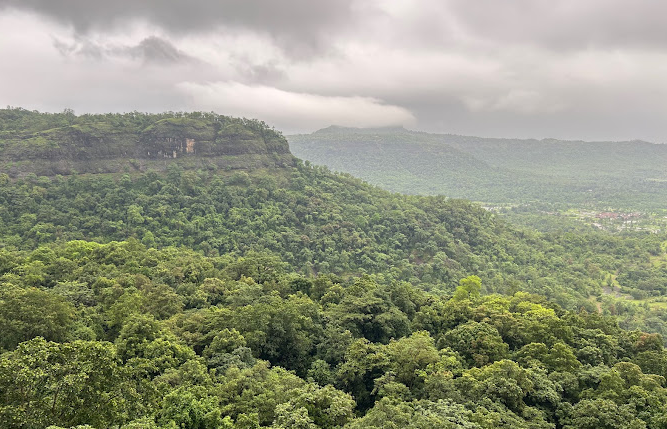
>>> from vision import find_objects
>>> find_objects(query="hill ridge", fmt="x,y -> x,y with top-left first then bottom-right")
0,109 -> 296,177
306,125 -> 660,146
288,126 -> 667,208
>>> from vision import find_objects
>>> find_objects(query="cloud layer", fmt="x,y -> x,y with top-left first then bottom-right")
1,1 -> 666,141
178,81 -> 415,132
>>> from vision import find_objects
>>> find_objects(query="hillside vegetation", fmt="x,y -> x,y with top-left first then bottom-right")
0,108 -> 295,177
4,241 -> 667,428
2,110 -> 667,428
288,126 -> 667,211
3,141 -> 667,317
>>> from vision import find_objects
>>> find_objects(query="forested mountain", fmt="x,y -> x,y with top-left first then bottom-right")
2,110 -> 667,428
288,126 -> 667,210
0,108 -> 295,177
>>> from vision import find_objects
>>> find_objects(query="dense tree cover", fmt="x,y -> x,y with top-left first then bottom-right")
3,241 -> 667,428
0,107 -> 278,138
288,126 -> 667,211
1,158 -> 666,334
0,164 -> 635,305
2,110 -> 667,427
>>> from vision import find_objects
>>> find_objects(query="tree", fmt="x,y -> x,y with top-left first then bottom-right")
346,398 -> 480,429
157,387 -> 227,429
0,338 -> 123,428
0,287 -> 75,351
384,331 -> 440,392
441,321 -> 509,367
561,399 -> 646,429
452,275 -> 482,302
328,279 -> 410,344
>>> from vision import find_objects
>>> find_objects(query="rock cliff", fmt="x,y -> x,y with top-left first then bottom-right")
0,110 -> 295,176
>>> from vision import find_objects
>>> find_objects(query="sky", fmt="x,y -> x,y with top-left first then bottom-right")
1,0 -> 666,142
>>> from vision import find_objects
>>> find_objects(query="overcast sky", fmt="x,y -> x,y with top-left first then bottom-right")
1,0 -> 666,142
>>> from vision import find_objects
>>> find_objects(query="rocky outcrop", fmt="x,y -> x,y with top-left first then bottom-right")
0,115 -> 296,177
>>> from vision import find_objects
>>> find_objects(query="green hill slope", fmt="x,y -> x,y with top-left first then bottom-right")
0,111 -> 666,322
2,110 -> 667,428
288,127 -> 667,209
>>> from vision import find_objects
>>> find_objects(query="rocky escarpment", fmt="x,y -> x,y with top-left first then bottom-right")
0,111 -> 295,176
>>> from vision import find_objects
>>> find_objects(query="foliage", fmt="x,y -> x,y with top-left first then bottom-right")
288,126 -> 667,211
1,110 -> 667,427
0,240 -> 666,427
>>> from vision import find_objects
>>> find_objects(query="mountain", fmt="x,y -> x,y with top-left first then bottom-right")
2,110 -> 667,428
0,108 -> 295,177
0,110 -> 665,323
288,126 -> 667,210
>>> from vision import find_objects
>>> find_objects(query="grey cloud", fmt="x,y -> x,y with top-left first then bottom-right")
177,81 -> 415,134
2,1 -> 667,142
128,36 -> 194,64
0,0 -> 357,56
445,0 -> 667,50
52,36 -> 106,59
52,35 -> 195,64
418,90 -> 662,143
238,63 -> 286,85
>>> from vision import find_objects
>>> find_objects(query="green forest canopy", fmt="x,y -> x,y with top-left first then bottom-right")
2,109 -> 667,428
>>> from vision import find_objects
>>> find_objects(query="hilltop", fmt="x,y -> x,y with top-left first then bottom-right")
0,108 -> 295,177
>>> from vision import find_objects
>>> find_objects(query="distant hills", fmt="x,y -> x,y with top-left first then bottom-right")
288,126 -> 667,210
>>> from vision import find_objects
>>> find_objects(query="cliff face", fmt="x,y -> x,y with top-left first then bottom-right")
0,112 -> 295,176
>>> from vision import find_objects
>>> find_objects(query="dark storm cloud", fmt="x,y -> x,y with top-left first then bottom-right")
0,0 -> 357,55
